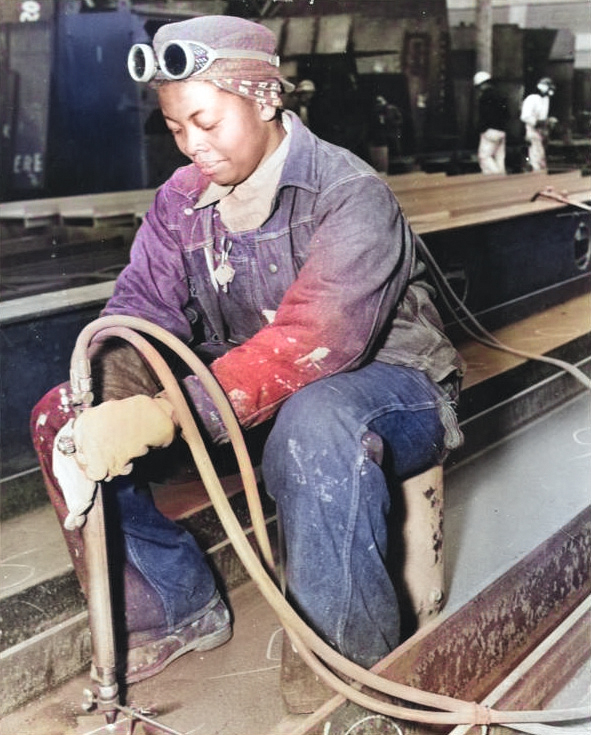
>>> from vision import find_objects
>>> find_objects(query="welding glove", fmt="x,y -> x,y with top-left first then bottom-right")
53,419 -> 97,531
72,394 -> 177,482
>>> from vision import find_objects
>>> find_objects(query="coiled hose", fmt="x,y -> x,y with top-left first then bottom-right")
71,314 -> 590,727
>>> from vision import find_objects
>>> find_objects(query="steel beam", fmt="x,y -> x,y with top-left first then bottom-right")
298,506 -> 591,734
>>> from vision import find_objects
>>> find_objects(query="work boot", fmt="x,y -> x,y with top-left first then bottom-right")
92,591 -> 232,685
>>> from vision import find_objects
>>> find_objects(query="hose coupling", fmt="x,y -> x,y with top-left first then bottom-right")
57,433 -> 77,456
56,419 -> 77,456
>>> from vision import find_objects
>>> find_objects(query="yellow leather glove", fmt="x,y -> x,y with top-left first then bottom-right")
73,394 -> 176,481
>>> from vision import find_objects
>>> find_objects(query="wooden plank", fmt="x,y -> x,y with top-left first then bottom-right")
397,171 -> 588,203
458,293 -> 591,390
58,190 -> 154,221
0,282 -> 115,325
0,197 -> 62,224
153,467 -> 263,522
0,189 -> 155,225
381,171 -> 447,192
411,190 -> 591,234
397,169 -> 587,196
396,171 -> 590,219
385,170 -> 518,192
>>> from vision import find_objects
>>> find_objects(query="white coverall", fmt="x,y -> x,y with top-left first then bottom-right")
520,93 -> 550,171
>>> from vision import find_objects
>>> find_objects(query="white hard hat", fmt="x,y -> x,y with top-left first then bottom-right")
295,79 -> 315,94
537,77 -> 555,95
473,71 -> 491,87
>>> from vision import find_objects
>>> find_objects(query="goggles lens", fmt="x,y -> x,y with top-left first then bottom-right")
132,49 -> 145,77
128,44 -> 157,83
161,42 -> 195,79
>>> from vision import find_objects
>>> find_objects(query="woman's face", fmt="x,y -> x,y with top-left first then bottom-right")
158,79 -> 283,186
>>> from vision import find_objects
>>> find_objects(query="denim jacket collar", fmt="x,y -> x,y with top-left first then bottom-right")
278,111 -> 320,196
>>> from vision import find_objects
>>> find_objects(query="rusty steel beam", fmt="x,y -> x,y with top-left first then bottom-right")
484,607 -> 591,735
493,608 -> 591,712
298,506 -> 591,735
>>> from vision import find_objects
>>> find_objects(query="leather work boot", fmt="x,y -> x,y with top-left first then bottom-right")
280,629 -> 334,714
92,592 -> 232,685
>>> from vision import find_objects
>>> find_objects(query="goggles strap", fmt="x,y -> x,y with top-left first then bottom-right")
205,47 -> 280,68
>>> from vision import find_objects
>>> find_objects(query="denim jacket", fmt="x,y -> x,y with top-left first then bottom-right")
103,112 -> 464,441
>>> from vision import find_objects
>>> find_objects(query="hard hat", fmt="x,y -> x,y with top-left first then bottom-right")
295,79 -> 315,94
473,71 -> 491,87
537,77 -> 555,95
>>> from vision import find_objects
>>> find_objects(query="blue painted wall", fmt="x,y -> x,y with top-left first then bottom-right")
46,8 -> 148,196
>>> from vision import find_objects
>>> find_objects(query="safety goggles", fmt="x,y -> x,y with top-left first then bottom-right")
127,40 -> 280,83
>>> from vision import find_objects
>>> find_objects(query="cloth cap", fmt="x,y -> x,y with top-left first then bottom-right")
153,15 -> 294,96
473,71 -> 491,87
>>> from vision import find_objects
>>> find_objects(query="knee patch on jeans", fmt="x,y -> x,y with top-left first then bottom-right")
370,408 -> 446,481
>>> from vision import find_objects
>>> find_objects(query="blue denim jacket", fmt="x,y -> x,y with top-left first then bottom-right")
104,112 -> 464,441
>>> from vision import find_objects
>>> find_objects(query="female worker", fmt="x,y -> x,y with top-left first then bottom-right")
31,15 -> 463,702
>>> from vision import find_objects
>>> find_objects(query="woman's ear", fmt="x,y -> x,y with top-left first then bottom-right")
258,103 -> 277,122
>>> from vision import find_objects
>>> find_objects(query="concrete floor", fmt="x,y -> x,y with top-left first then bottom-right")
1,504 -> 73,601
2,392 -> 590,735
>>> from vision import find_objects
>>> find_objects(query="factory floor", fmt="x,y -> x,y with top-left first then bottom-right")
2,391 -> 590,735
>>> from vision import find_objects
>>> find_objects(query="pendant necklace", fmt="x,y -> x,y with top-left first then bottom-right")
213,237 -> 235,292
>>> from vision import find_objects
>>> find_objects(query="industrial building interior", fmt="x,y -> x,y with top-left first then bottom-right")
0,1 -> 590,734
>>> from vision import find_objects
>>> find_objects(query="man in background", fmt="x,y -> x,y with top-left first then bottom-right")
521,77 -> 556,171
473,71 -> 510,175
292,79 -> 316,127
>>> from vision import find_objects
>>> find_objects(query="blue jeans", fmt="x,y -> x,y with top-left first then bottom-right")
109,480 -> 217,634
111,362 -> 452,666
263,362 -> 449,667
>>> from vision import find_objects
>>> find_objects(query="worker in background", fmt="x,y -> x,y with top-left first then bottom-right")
473,71 -> 510,175
520,77 -> 556,171
30,15 -> 464,708
292,78 -> 316,127
366,95 -> 405,173
366,95 -> 390,173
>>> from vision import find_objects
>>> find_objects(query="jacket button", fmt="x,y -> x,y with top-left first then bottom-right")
268,263 -> 278,273
183,208 -> 194,216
